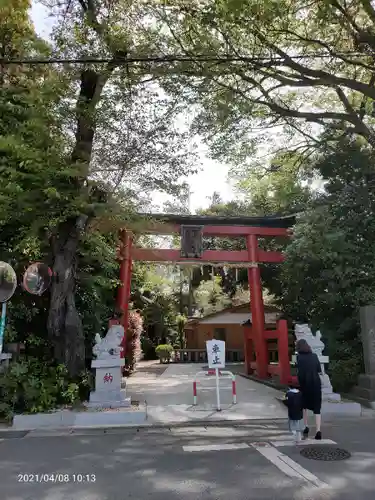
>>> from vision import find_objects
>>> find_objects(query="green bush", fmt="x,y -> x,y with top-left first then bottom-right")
155,344 -> 173,363
0,358 -> 90,420
329,356 -> 362,393
141,336 -> 156,360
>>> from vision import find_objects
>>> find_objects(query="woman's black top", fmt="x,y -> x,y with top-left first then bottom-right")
296,351 -> 322,413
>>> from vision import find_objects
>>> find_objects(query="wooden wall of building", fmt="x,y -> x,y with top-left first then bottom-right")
185,323 -> 245,350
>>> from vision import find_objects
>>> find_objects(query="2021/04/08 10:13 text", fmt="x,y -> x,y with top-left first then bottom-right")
17,473 -> 97,483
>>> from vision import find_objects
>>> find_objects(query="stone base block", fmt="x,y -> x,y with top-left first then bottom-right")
74,407 -> 146,427
322,392 -> 341,402
13,410 -> 76,430
85,397 -> 131,409
322,400 -> 362,418
12,406 -> 146,430
88,388 -> 130,408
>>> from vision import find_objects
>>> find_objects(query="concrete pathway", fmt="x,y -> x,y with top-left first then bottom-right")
125,363 -> 287,424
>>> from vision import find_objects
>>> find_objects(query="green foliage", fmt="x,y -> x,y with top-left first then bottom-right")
155,344 -> 173,363
132,266 -> 182,345
0,0 -> 72,232
236,151 -> 314,216
76,231 -> 120,342
0,227 -> 121,367
155,0 -> 375,162
140,335 -> 156,360
194,276 -> 232,316
176,314 -> 187,348
0,0 -> 203,376
196,151 -> 314,303
280,141 -> 375,389
0,358 -> 87,420
329,353 -> 363,394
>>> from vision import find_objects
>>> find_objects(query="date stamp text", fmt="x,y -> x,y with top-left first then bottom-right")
17,473 -> 96,483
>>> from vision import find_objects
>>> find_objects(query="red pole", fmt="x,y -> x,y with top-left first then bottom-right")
117,230 -> 128,310
232,376 -> 237,404
246,234 -> 268,379
243,327 -> 253,375
116,230 -> 133,358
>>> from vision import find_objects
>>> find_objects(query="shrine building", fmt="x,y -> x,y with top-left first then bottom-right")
184,303 -> 283,362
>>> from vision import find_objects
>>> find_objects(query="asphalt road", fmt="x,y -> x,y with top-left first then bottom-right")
0,418 -> 374,500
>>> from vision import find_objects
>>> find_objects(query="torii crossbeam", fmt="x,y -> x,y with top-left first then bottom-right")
116,213 -> 295,381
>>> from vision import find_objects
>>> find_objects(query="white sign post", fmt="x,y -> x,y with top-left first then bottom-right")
206,339 -> 226,411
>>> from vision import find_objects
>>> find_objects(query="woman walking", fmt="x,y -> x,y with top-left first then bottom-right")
296,338 -> 322,440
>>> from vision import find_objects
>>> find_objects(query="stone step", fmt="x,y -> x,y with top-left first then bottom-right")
322,400 -> 362,417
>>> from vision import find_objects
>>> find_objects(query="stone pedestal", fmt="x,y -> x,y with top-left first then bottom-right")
86,325 -> 131,409
87,358 -> 130,409
352,306 -> 375,408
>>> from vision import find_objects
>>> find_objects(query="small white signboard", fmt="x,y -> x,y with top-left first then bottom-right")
206,339 -> 226,369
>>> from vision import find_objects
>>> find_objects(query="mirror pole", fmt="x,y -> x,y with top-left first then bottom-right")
0,302 -> 7,355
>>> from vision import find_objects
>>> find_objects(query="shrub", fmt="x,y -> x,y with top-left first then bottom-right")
155,344 -> 173,363
0,358 -> 88,420
329,357 -> 362,393
141,336 -> 156,360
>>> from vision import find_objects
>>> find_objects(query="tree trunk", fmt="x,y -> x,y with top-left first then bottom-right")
46,63 -> 112,376
47,217 -> 87,377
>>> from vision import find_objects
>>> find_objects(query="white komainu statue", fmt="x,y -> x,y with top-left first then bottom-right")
93,324 -> 124,359
294,323 -> 313,343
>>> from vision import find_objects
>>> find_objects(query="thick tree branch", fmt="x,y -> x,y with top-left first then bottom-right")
257,99 -> 356,125
328,0 -> 362,32
76,0 -> 117,51
71,69 -> 112,168
360,0 -> 375,23
254,31 -> 375,100
335,86 -> 358,116
270,28 -> 374,71
334,86 -> 375,139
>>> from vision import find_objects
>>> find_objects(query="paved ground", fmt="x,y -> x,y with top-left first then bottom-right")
126,362 -> 288,423
1,418 -> 374,500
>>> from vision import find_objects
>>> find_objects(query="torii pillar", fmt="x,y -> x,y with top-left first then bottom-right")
116,230 -> 133,358
246,234 -> 268,378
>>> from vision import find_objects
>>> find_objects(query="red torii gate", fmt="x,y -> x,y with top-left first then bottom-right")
116,214 -> 294,382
